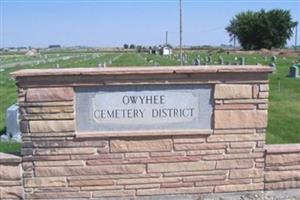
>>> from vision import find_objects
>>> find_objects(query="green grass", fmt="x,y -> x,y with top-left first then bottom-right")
112,53 -> 148,66
0,51 -> 299,153
0,142 -> 21,154
267,59 -> 300,144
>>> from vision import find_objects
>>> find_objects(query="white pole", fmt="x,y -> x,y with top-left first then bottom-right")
179,0 -> 183,66
295,23 -> 298,51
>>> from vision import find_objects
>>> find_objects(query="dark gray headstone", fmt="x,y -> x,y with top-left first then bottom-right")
193,58 -> 200,66
289,65 -> 299,78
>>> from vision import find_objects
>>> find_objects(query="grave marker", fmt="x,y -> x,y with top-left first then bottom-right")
240,57 -> 245,65
218,56 -> 224,65
193,58 -> 200,65
289,65 -> 299,78
270,62 -> 277,74
271,55 -> 277,63
1,104 -> 21,142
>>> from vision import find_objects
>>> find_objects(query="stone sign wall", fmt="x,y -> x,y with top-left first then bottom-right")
8,66 -> 299,199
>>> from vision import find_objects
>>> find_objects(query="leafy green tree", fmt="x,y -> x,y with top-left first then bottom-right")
123,44 -> 129,49
129,44 -> 136,49
226,9 -> 297,50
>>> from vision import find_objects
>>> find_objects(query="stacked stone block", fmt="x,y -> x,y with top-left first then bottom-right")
0,153 -> 23,199
265,144 -> 300,190
12,66 -> 273,199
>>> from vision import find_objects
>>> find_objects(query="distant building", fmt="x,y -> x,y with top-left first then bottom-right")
48,45 -> 61,49
17,47 -> 28,52
8,47 -> 18,52
25,49 -> 39,56
149,46 -> 160,55
160,44 -> 173,56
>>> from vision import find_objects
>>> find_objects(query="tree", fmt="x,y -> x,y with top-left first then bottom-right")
129,44 -> 135,49
136,45 -> 142,53
226,9 -> 297,50
123,44 -> 129,49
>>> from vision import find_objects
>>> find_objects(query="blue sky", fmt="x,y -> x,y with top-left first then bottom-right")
1,0 -> 299,48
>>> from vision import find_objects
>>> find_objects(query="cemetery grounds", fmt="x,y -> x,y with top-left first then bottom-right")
0,50 -> 299,153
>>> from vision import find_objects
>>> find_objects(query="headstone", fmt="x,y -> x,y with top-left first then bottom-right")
289,65 -> 299,78
271,55 -> 277,63
56,64 -> 60,69
208,56 -> 212,64
270,62 -> 277,74
103,62 -> 107,68
205,56 -> 209,65
98,63 -> 102,68
2,104 -> 21,142
218,56 -> 224,65
193,58 -> 200,66
240,57 -> 245,65
183,54 -> 188,64
184,54 -> 188,64
0,134 -> 10,142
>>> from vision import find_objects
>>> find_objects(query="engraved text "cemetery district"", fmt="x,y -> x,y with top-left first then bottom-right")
93,95 -> 195,120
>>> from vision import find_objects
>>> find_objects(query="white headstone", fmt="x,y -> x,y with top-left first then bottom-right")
218,56 -> 224,65
270,62 -> 277,74
0,134 -> 10,142
5,104 -> 21,142
240,57 -> 245,65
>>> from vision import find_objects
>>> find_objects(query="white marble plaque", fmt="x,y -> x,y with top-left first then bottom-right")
76,85 -> 213,132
